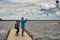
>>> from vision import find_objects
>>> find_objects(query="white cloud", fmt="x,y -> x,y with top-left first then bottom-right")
48,14 -> 52,16
40,3 -> 56,9
0,10 -> 5,13
56,11 -> 60,16
40,14 -> 47,17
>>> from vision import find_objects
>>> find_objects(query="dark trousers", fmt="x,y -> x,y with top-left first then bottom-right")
16,27 -> 19,35
22,28 -> 25,36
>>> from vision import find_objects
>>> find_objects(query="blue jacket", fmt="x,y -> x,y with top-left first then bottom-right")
15,22 -> 19,28
20,20 -> 27,28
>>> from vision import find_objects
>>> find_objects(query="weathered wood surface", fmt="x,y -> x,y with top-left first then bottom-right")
7,28 -> 32,40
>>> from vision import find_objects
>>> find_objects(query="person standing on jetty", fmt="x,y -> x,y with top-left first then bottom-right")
15,20 -> 20,36
20,17 -> 27,36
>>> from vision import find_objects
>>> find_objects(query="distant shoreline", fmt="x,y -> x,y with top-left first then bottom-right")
0,20 -> 60,21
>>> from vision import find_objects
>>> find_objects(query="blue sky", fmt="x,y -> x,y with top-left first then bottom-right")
0,0 -> 6,2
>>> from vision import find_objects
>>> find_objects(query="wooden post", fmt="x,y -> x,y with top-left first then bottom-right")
28,32 -> 30,35
31,34 -> 33,39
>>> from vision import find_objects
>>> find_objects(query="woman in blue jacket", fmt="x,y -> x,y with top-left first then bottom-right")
15,20 -> 20,36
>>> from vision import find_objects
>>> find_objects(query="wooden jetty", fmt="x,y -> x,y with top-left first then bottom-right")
7,28 -> 33,40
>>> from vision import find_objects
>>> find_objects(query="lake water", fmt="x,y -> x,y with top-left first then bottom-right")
0,21 -> 60,40
26,21 -> 60,40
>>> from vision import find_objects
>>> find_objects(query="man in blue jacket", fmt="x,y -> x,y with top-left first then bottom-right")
20,17 -> 27,36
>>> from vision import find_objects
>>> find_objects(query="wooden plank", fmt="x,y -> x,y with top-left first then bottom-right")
7,28 -> 32,40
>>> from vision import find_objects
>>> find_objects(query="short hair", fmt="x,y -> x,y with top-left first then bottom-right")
21,17 -> 24,20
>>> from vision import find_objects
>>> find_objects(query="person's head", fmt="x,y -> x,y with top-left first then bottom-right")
21,17 -> 24,20
16,20 -> 18,22
16,20 -> 20,23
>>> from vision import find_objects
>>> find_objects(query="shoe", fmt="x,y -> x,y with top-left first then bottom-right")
15,34 -> 19,36
22,35 -> 25,36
